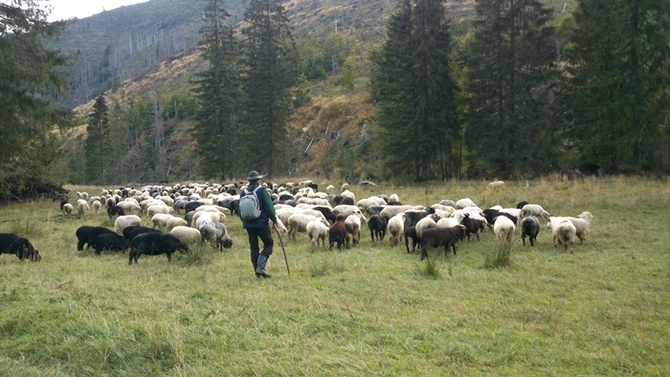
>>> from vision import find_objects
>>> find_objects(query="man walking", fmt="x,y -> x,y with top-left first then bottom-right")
240,170 -> 277,278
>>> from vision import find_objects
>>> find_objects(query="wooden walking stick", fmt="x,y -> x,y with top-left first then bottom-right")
275,226 -> 290,277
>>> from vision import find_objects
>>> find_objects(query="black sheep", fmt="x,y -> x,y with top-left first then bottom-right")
107,204 -> 125,219
92,233 -> 130,254
404,225 -> 419,253
521,216 -> 541,247
75,226 -> 115,251
312,206 -> 337,224
0,233 -> 41,261
123,225 -> 160,240
128,232 -> 189,264
367,214 -> 387,242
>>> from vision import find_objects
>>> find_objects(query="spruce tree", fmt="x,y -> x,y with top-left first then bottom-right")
0,1 -> 72,178
85,95 -> 111,185
373,0 -> 459,180
463,0 -> 558,177
193,0 -> 239,180
239,0 -> 298,177
568,0 -> 670,172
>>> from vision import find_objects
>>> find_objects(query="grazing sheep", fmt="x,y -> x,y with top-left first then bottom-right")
548,217 -> 577,252
521,216 -> 541,247
76,199 -> 89,215
91,199 -> 102,213
520,204 -> 551,221
191,211 -> 224,229
333,204 -> 367,220
488,180 -> 505,189
420,225 -> 467,259
493,215 -> 516,244
116,200 -> 141,214
75,226 -> 116,251
122,225 -> 160,241
107,204 -> 125,219
367,214 -> 387,241
62,203 -> 74,215
379,205 -> 415,220
344,213 -> 363,246
328,214 -> 349,250
288,213 -> 326,241
129,232 -> 188,264
146,204 -> 174,217
386,213 -> 405,247
170,226 -> 202,244
306,219 -> 329,251
460,213 -> 486,241
151,213 -> 174,230
199,221 -> 233,250
415,214 -> 440,239
166,216 -> 188,230
115,215 -> 142,235
565,211 -> 594,244
454,198 -> 477,209
0,233 -> 41,261
404,225 -> 419,253
92,233 -> 129,254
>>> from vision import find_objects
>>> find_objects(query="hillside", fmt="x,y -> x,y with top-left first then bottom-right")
54,0 -> 577,183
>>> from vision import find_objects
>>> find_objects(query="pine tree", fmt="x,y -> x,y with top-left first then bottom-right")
85,95 -> 111,185
192,0 -> 240,180
568,0 -> 670,172
239,0 -> 298,177
463,0 -> 558,177
372,0 -> 459,180
0,1 -> 73,178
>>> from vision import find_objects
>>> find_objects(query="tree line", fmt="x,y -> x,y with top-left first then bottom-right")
1,0 -> 669,187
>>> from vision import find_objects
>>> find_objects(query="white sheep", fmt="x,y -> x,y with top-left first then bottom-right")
436,217 -> 459,228
333,204 -> 367,220
454,198 -> 477,209
341,189 -> 356,203
306,219 -> 329,250
194,204 -> 231,216
356,196 -> 386,210
548,217 -> 577,252
192,211 -> 224,229
147,204 -> 174,217
344,214 -> 364,246
287,213 -> 327,241
166,216 -> 188,230
488,180 -> 505,189
91,199 -> 102,213
151,213 -> 174,230
170,226 -> 202,244
565,211 -> 594,244
326,185 -> 335,194
76,199 -> 89,215
62,203 -> 74,215
115,215 -> 141,235
388,193 -> 400,203
379,205 -> 417,220
387,213 -> 405,247
415,215 -> 438,239
493,215 -> 516,244
521,204 -> 551,221
116,200 -> 141,214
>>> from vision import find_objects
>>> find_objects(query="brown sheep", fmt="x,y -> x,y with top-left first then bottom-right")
420,225 -> 467,260
328,214 -> 349,250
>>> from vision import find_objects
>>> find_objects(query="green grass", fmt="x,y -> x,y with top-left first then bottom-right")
0,176 -> 669,376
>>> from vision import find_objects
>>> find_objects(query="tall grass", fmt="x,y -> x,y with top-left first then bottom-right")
0,177 -> 669,376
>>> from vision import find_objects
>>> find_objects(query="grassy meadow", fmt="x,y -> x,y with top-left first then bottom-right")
0,176 -> 668,376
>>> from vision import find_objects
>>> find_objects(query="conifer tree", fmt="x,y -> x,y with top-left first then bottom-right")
568,0 -> 670,172
463,0 -> 558,177
193,0 -> 239,180
0,1 -> 72,178
85,95 -> 111,185
239,0 -> 298,177
373,0 -> 459,180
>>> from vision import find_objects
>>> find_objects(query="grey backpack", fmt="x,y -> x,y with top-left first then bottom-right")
239,186 -> 263,221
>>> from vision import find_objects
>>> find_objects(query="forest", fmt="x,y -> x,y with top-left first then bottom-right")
1,0 -> 669,197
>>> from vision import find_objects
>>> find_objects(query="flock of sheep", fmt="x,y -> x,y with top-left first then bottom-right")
1,179 -> 594,264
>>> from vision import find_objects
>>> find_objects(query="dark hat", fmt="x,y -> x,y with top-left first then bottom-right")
246,170 -> 263,181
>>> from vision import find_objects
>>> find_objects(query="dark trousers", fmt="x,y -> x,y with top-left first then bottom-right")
246,225 -> 274,270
